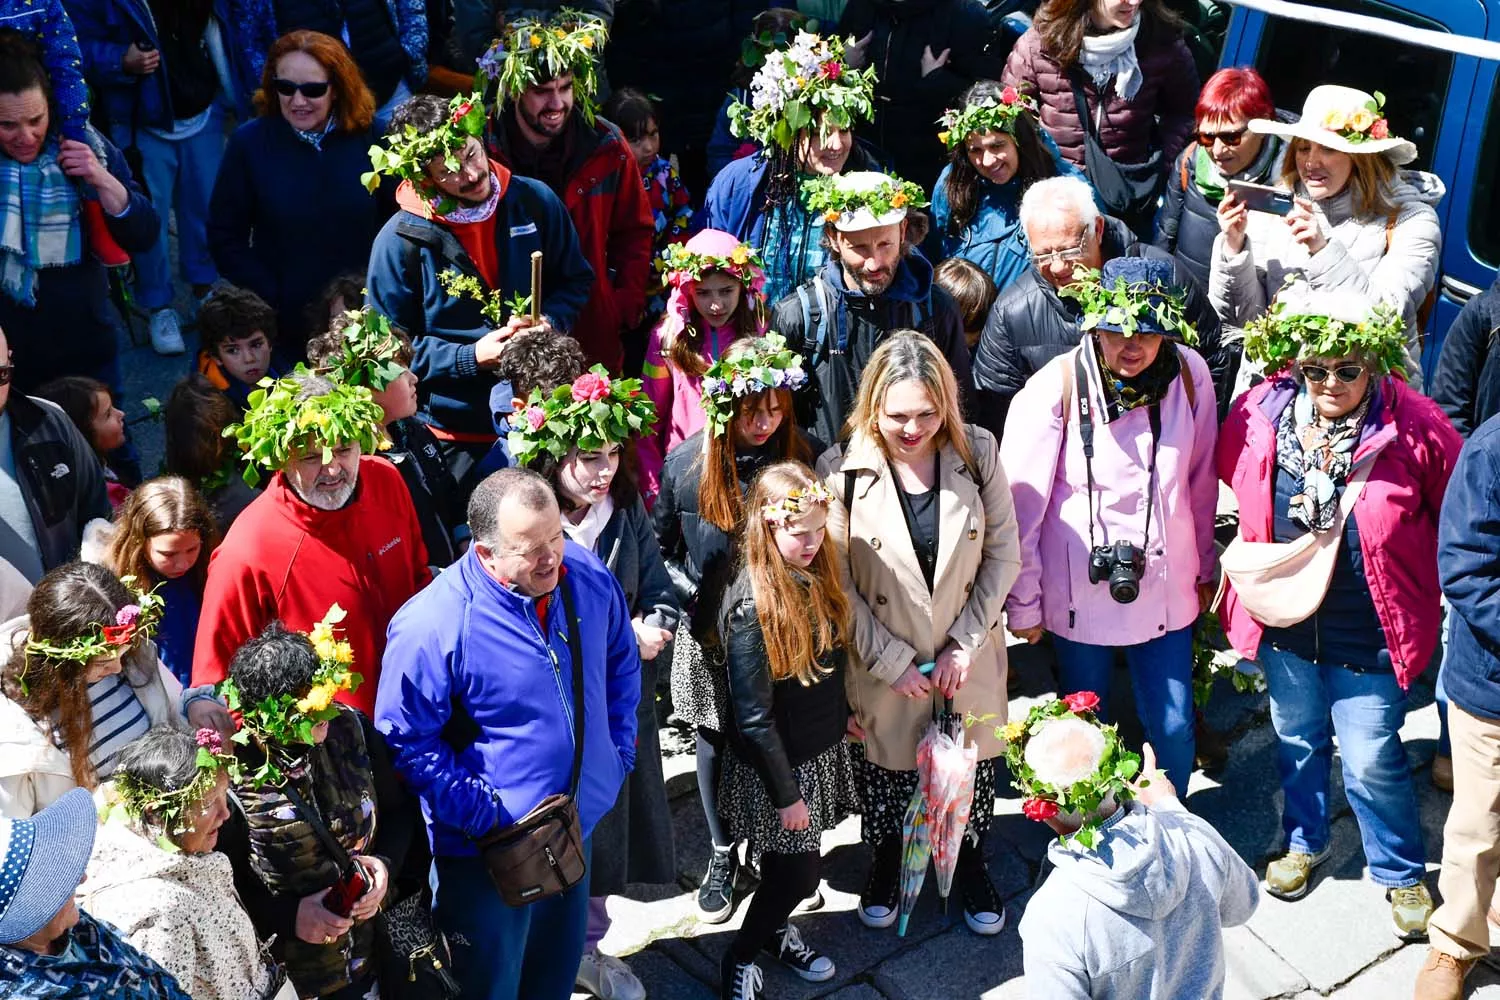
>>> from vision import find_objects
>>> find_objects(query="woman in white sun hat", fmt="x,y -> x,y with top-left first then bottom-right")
1207,84 -> 1444,389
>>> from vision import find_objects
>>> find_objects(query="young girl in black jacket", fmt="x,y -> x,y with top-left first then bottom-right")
717,461 -> 857,1000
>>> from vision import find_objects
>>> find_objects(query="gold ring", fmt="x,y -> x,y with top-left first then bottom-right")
324,935 -> 334,945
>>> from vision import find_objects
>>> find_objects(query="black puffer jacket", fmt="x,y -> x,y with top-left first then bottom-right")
1432,275 -> 1500,439
969,216 -> 1230,436
719,573 -> 848,808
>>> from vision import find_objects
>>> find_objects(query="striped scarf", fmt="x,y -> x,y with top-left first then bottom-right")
0,145 -> 82,307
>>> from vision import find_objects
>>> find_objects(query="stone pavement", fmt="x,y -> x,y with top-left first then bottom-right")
584,642 -> 1500,1000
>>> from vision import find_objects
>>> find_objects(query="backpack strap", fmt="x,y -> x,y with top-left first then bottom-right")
1180,141 -> 1195,193
1176,345 -> 1197,412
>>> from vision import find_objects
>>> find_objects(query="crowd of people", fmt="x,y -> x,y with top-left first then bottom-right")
0,0 -> 1495,999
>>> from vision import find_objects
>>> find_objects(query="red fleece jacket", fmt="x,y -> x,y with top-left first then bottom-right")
191,457 -> 432,716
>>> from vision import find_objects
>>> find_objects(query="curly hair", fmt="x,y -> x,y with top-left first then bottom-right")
104,477 -> 219,594
228,621 -> 320,706
495,329 -> 586,399
940,80 -> 1060,234
163,374 -> 240,485
255,30 -> 376,133
387,93 -> 450,138
199,284 -> 277,354
306,320 -> 414,369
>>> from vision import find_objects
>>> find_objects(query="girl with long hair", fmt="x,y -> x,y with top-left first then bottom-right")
653,335 -> 819,924
640,230 -> 770,501
818,331 -> 1021,936
717,462 -> 856,1000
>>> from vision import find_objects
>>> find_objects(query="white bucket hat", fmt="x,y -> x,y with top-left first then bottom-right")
824,171 -> 911,232
1248,85 -> 1417,165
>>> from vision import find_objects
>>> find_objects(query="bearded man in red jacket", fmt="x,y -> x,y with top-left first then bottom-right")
190,371 -> 431,717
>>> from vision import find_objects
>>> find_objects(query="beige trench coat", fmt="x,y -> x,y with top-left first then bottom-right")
817,424 -> 1022,771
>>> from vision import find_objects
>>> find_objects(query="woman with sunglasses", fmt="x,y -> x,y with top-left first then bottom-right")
208,31 -> 390,352
1217,285 -> 1459,936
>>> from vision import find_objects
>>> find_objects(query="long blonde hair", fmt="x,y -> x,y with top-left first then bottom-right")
741,462 -> 849,685
1281,139 -> 1398,219
845,330 -> 974,471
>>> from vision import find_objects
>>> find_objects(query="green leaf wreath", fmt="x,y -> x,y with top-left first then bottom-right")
362,92 -> 488,212
1242,289 -> 1408,376
509,365 -> 658,466
224,370 -> 388,487
727,31 -> 877,152
699,333 -> 809,438
800,174 -> 928,225
110,728 -> 239,851
322,307 -> 407,391
1059,266 -> 1199,345
937,85 -> 1039,148
475,9 -> 610,124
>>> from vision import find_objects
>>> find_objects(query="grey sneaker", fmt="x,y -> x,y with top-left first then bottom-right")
1389,883 -> 1434,941
149,308 -> 185,355
1264,847 -> 1331,900
576,950 -> 646,1000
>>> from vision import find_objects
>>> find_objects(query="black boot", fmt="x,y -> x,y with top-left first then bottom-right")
957,834 -> 1005,936
859,837 -> 902,929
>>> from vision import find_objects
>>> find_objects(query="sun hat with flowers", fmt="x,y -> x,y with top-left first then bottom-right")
321,307 -> 408,391
110,728 -> 239,850
937,84 -> 1039,149
1248,84 -> 1416,165
226,370 -> 388,487
728,30 -> 877,152
475,8 -> 610,124
509,364 -> 658,467
802,170 -> 928,232
761,481 -> 833,527
999,692 -> 1141,849
219,605 -> 361,788
700,333 -> 809,438
1242,282 -> 1408,377
362,91 -> 488,209
20,578 -> 164,693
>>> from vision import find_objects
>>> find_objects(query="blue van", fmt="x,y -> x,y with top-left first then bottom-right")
1216,0 -> 1500,382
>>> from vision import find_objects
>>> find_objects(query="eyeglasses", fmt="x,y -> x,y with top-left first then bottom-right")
272,79 -> 331,99
1299,363 -> 1365,385
1031,239 -> 1091,268
1196,128 -> 1247,148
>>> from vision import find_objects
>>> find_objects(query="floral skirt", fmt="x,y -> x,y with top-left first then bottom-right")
719,740 -> 860,863
856,756 -> 998,848
669,629 -> 728,732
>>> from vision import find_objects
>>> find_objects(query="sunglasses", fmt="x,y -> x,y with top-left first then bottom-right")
1300,363 -> 1365,385
272,79 -> 330,99
1196,128 -> 1247,148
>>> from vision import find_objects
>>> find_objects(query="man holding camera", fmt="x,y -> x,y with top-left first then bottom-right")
999,257 -> 1219,794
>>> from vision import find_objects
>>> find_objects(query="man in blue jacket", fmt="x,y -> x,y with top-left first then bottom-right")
377,467 -> 640,1000
365,94 -> 593,487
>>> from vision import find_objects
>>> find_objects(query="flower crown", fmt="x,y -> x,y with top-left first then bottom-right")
738,13 -> 815,72
220,605 -> 362,788
476,9 -> 609,124
1242,291 -> 1407,376
663,241 -> 764,289
1059,267 -> 1199,345
937,86 -> 1038,149
996,693 -> 1140,850
323,307 -> 408,391
23,578 -> 164,668
700,333 -> 809,438
1320,90 -> 1391,144
226,369 -> 388,488
509,365 -> 658,467
728,31 -> 877,151
800,174 -> 928,225
761,482 -> 833,527
112,728 -> 238,847
362,92 -> 487,208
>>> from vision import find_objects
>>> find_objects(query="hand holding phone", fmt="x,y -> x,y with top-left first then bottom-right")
1226,179 -> 1294,217
321,860 -> 370,918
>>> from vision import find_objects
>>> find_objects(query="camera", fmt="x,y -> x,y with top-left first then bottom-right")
1088,540 -> 1146,604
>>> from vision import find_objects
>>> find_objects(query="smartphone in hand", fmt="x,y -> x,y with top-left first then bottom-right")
1226,179 -> 1294,217
322,860 -> 370,917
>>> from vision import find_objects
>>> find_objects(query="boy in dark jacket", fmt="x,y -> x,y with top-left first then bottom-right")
196,284 -> 283,412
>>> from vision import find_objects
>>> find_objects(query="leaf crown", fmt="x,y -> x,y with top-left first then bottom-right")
727,31 -> 877,151
1319,90 -> 1392,144
225,369 -> 388,488
662,241 -> 764,288
699,333 -> 809,438
475,9 -> 610,124
761,483 -> 833,527
113,728 -> 238,843
937,86 -> 1038,149
1243,290 -> 1408,376
800,174 -> 928,225
508,365 -> 659,467
22,577 -> 164,667
1059,266 -> 1199,345
322,307 -> 408,391
362,92 -> 487,204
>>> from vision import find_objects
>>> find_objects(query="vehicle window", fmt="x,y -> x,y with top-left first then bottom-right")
1254,1 -> 1452,171
1470,82 -> 1500,268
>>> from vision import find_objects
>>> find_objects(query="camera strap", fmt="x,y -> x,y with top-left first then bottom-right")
1073,351 -> 1162,552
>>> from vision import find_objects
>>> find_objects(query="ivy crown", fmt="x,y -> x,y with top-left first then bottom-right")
362,91 -> 487,215
508,365 -> 658,467
936,85 -> 1039,149
224,369 -> 388,488
1059,266 -> 1199,346
321,307 -> 408,391
475,9 -> 610,124
1243,291 -> 1408,376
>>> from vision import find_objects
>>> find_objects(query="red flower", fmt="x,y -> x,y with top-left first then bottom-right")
1000,85 -> 1020,105
1063,691 -> 1101,714
102,623 -> 135,646
1022,798 -> 1060,821
451,101 -> 474,124
571,372 -> 612,402
819,60 -> 842,81
525,405 -> 547,431
1370,118 -> 1390,140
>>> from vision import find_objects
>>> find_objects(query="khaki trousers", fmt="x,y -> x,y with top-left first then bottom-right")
1429,702 -> 1500,960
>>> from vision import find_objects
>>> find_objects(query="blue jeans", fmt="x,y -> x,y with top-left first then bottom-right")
1052,626 -> 1195,794
432,841 -> 592,1000
1260,645 -> 1426,887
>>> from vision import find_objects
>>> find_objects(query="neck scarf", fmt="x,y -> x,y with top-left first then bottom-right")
1092,334 -> 1181,421
1275,382 -> 1372,533
293,115 -> 336,151
0,144 -> 82,307
1191,131 -> 1282,202
563,493 -> 614,552
434,171 -> 501,224
1080,18 -> 1143,101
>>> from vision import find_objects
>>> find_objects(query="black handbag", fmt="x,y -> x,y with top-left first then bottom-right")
1069,72 -> 1165,232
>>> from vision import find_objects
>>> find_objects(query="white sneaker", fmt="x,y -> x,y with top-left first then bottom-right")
576,950 -> 647,1000
149,309 -> 185,355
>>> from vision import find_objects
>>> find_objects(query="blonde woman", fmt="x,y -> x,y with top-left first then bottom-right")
817,330 -> 1021,937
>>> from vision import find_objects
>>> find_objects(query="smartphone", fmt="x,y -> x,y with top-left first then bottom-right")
1227,179 -> 1295,217
322,860 -> 369,918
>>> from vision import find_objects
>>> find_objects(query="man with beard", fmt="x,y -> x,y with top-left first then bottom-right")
772,170 -> 970,446
366,92 -> 594,485
480,10 -> 654,371
190,372 -> 431,716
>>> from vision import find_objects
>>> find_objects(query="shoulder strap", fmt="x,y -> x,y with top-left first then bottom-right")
558,576 -> 586,797
1385,210 -> 1398,254
1180,142 -> 1195,191
1175,346 -> 1197,411
282,774 -> 354,874
1068,72 -> 1097,140
797,283 -> 816,356
815,277 -> 846,355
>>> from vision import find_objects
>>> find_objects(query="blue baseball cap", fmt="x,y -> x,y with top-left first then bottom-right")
0,788 -> 97,944
1093,257 -> 1190,340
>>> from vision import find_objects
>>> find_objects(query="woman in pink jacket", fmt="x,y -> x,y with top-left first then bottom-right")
639,230 -> 768,503
1217,286 -> 1459,936
1000,257 -> 1219,793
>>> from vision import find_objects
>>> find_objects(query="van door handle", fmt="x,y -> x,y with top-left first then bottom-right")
1442,274 -> 1482,304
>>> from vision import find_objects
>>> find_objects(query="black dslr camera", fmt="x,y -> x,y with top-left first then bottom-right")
1088,540 -> 1146,605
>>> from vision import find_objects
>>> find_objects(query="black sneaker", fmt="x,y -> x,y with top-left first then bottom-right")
698,847 -> 738,923
957,840 -> 1005,936
859,838 -> 901,929
763,923 -> 836,982
720,954 -> 764,1000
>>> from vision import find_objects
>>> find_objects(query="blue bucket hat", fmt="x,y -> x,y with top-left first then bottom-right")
0,788 -> 97,944
1090,257 -> 1194,341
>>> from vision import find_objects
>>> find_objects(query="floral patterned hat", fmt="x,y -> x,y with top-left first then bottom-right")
1248,85 -> 1416,165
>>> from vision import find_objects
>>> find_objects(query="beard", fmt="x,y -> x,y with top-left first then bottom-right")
845,266 -> 896,297
293,475 -> 357,511
520,103 -> 569,141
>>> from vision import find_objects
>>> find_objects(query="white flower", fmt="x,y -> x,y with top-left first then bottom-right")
1024,717 -> 1107,789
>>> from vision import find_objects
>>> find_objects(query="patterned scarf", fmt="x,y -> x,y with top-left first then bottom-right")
434,171 -> 501,224
0,911 -> 195,1000
293,115 -> 337,151
1092,334 -> 1182,422
0,144 -> 82,307
1275,383 -> 1372,533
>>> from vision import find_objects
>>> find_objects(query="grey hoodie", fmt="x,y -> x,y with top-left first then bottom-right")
1018,799 -> 1260,999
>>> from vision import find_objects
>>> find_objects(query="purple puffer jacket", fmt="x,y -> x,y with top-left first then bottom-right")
1002,20 -> 1198,171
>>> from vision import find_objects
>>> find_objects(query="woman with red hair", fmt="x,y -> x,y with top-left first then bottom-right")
207,31 -> 390,351
1154,67 -> 1282,291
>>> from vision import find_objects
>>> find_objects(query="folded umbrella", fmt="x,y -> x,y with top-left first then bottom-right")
896,784 -> 931,937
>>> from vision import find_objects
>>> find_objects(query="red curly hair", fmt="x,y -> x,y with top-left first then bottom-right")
254,30 -> 376,133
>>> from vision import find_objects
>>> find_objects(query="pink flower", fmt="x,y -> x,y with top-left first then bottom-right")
1063,691 -> 1101,714
819,60 -> 842,81
115,605 -> 141,627
1370,118 -> 1390,140
525,405 -> 547,431
1000,85 -> 1020,105
1022,797 -> 1060,821
451,100 -> 474,123
195,728 -> 223,753
571,372 -> 612,402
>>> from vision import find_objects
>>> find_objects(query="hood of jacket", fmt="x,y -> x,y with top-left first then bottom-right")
1045,802 -> 1189,920
819,245 -> 936,307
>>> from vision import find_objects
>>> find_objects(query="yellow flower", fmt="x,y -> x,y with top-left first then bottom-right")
314,638 -> 339,663
1002,720 -> 1027,744
334,643 -> 354,665
1321,109 -> 1349,132
554,28 -> 566,37
730,245 -> 750,265
794,75 -> 806,87
1348,107 -> 1375,133
824,209 -> 840,223
581,35 -> 594,48
890,191 -> 908,208
937,130 -> 950,146
529,32 -> 542,46
296,683 -> 336,715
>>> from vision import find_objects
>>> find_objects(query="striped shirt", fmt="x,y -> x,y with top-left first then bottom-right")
85,673 -> 151,777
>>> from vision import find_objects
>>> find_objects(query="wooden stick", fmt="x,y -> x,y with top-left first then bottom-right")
529,250 -> 543,323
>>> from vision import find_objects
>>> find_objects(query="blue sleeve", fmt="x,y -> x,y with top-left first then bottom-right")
376,605 -> 505,838
207,126 -> 278,300
705,94 -> 740,182
224,0 -> 276,92
699,161 -> 749,239
68,0 -> 135,89
536,190 -> 594,335
26,0 -> 92,139
101,137 -> 159,252
395,0 -> 428,86
602,575 -> 641,771
366,221 -> 485,382
929,167 -> 953,261
1441,440 -> 1500,650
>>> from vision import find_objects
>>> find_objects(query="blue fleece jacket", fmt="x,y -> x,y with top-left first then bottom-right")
1440,414 -> 1500,721
376,543 -> 640,857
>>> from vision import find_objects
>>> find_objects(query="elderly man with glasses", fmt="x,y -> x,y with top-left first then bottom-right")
970,176 -> 1229,435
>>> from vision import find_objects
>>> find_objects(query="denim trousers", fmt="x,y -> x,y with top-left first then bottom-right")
432,842 -> 592,1000
1259,645 -> 1426,887
1052,626 -> 1196,794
